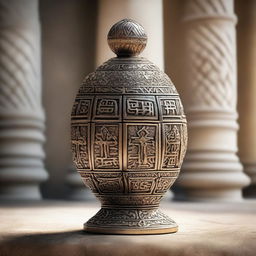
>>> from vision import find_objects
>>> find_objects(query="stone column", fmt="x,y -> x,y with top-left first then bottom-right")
237,0 -> 256,197
0,0 -> 48,199
176,0 -> 250,201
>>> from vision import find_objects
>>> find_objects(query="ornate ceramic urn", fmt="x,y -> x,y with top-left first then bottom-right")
71,19 -> 187,234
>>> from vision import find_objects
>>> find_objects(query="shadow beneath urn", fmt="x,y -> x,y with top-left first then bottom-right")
1,227 -> 255,256
0,229 -> 177,256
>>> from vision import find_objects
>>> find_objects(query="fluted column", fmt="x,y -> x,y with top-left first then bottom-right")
0,0 -> 48,199
176,0 -> 249,201
237,0 -> 256,197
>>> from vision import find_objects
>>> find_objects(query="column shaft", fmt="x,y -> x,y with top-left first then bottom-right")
237,0 -> 256,197
176,0 -> 249,201
0,0 -> 48,199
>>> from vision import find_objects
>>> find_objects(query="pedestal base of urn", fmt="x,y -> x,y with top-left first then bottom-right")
84,208 -> 178,234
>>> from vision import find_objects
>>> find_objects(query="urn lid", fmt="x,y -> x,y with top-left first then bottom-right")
79,19 -> 177,95
107,18 -> 147,57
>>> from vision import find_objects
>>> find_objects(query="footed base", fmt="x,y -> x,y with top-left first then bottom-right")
84,208 -> 178,234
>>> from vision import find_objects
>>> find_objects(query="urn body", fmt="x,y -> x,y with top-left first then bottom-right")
71,19 -> 187,234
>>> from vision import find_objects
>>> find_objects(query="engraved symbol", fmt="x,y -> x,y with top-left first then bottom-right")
79,100 -> 90,115
162,100 -> 176,115
96,127 -> 116,158
128,126 -> 156,169
71,126 -> 90,169
158,97 -> 183,118
131,127 -> 153,166
94,125 -> 120,169
97,178 -> 122,193
162,125 -> 181,168
130,180 -> 153,193
127,99 -> 154,116
72,99 -> 91,117
93,97 -> 121,120
155,178 -> 174,193
97,99 -> 118,115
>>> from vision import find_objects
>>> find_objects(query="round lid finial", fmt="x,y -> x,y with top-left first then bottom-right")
107,19 -> 147,57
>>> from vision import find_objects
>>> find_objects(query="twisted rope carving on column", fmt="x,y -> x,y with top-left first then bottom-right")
0,31 -> 40,109
184,0 -> 236,111
188,23 -> 235,110
175,0 -> 249,201
185,0 -> 233,19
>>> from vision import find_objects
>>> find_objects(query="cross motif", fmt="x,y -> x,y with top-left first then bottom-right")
130,126 -> 154,167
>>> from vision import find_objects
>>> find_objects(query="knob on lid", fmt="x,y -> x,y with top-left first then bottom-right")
107,19 -> 147,57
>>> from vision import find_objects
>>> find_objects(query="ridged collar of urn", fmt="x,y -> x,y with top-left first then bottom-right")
80,57 -> 177,93
107,18 -> 147,57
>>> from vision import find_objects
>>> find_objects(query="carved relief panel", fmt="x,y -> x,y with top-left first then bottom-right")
161,123 -> 182,169
93,173 -> 123,194
92,123 -> 122,170
124,124 -> 159,170
123,96 -> 158,120
71,124 -> 91,170
71,97 -> 93,120
93,95 -> 122,121
157,96 -> 184,120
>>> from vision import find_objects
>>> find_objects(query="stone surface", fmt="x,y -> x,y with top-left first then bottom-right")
175,0 -> 250,201
0,0 -> 48,199
0,201 -> 256,255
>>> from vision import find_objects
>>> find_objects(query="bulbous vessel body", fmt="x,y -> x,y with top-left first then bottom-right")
71,19 -> 187,234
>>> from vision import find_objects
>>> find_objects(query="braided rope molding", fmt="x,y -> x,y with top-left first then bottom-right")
0,0 -> 41,110
187,22 -> 236,110
0,0 -> 48,200
177,0 -> 250,201
0,29 -> 40,109
184,0 -> 236,22
184,0 -> 236,111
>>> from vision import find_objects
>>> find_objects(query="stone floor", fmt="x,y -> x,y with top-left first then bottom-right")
0,200 -> 256,256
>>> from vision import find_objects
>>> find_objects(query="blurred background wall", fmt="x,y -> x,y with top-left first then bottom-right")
40,0 -> 97,198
